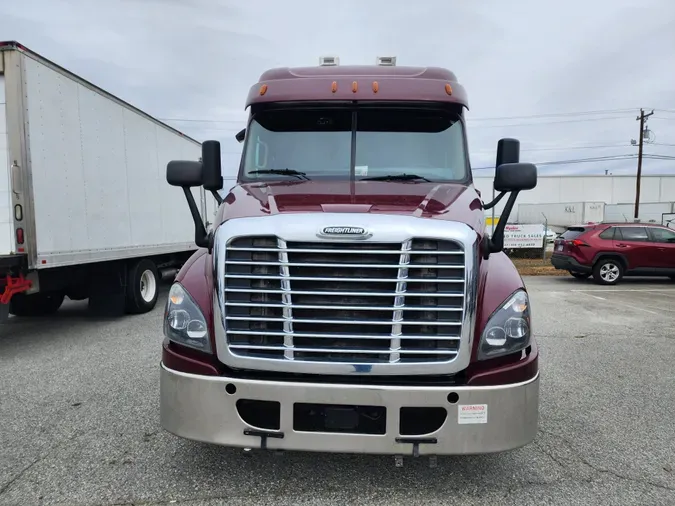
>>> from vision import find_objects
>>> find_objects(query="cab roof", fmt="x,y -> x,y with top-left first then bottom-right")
245,65 -> 469,110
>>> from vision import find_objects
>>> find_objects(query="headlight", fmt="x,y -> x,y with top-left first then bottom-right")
477,290 -> 531,360
163,283 -> 211,352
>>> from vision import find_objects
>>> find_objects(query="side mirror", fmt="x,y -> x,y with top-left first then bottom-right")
494,162 -> 537,192
496,138 -> 520,167
166,140 -> 223,191
201,140 -> 223,191
167,160 -> 203,187
482,138 -> 539,259
235,128 -> 246,143
166,140 -> 224,250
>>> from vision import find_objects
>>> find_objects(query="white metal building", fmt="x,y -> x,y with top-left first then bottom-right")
474,174 -> 675,208
474,174 -> 675,227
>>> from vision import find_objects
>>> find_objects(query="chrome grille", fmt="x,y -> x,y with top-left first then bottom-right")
223,236 -> 466,364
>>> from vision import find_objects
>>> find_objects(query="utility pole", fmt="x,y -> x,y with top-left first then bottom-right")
634,108 -> 654,219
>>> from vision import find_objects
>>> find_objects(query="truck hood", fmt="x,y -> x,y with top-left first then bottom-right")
216,180 -> 485,233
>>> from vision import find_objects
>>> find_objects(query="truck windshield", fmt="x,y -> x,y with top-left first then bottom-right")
240,107 -> 468,182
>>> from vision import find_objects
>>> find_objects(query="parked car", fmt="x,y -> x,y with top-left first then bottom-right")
551,223 -> 675,285
545,229 -> 558,243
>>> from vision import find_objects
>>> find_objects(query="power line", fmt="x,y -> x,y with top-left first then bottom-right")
159,107 -> 675,126
468,115 -> 634,128
533,143 -> 675,152
161,108 -> 672,148
471,153 -> 675,171
162,115 -> 638,131
159,117 -> 244,124
473,142 -> 631,154
644,154 -> 675,160
647,108 -> 675,115
469,107 -> 675,122
166,115 -> 636,133
466,108 -> 638,122
160,107 -> 639,124
472,154 -> 637,170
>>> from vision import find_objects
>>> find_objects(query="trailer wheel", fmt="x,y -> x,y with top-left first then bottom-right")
125,259 -> 159,314
9,291 -> 65,317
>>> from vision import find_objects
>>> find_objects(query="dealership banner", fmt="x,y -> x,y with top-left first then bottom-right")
503,224 -> 546,249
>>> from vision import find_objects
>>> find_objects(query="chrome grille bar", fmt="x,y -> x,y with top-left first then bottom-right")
226,330 -> 462,340
225,302 -> 463,312
227,246 -> 464,255
228,345 -> 458,356
224,288 -> 464,297
277,238 -> 294,360
225,274 -> 464,284
225,316 -> 462,326
390,239 -> 411,363
225,260 -> 463,269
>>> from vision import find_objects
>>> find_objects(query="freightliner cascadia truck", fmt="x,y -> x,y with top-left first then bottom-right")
0,41 -> 219,320
160,56 -> 540,464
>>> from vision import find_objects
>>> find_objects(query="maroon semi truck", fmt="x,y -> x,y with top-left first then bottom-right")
160,57 -> 539,464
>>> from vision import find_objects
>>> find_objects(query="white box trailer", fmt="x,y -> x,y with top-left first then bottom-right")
516,202 -> 605,228
604,202 -> 675,224
0,41 -> 218,319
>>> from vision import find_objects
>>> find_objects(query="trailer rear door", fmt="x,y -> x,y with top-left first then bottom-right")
0,72 -> 16,256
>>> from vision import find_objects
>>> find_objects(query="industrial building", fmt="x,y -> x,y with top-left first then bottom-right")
474,174 -> 675,230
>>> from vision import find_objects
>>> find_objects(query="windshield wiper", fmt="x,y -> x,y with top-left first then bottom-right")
360,173 -> 432,182
247,169 -> 310,180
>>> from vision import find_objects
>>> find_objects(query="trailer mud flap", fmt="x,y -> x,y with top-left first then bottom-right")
88,263 -> 126,316
0,301 -> 8,323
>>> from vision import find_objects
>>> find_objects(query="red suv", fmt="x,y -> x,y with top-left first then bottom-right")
551,223 -> 675,285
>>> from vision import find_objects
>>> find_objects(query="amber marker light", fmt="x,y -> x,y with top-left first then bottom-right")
170,289 -> 185,305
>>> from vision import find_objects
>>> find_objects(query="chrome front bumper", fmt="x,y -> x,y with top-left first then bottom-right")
160,364 -> 539,455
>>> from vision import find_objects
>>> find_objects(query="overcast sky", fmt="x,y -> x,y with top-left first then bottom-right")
2,0 -> 675,179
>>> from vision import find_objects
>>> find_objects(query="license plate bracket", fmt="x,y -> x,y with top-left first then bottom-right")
293,403 -> 387,434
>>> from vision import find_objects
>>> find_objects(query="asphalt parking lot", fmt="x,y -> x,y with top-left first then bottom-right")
1,276 -> 674,506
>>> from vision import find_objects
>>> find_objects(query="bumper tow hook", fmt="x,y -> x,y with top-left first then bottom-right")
243,429 -> 285,451
394,437 -> 439,467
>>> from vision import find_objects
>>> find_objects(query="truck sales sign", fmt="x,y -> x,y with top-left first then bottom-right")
503,224 -> 546,249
